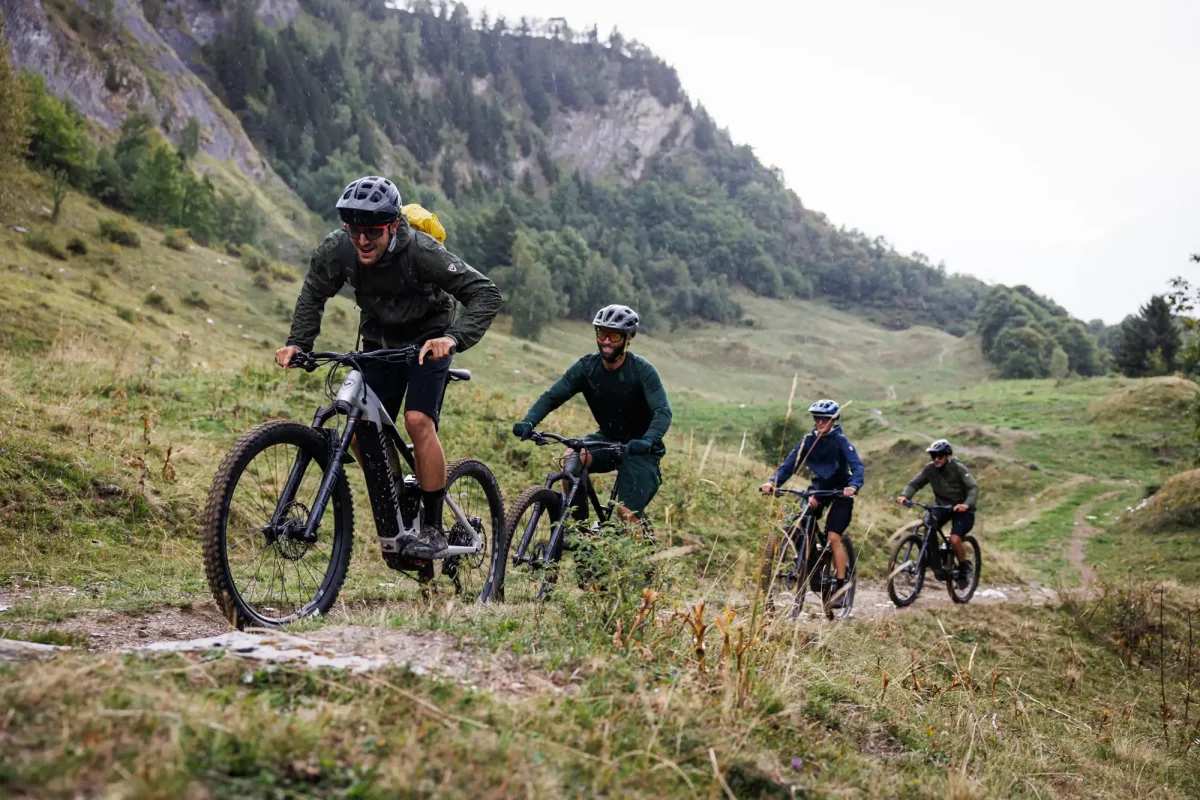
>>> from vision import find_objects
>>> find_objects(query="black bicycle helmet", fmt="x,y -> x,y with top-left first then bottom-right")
593,304 -> 639,334
336,176 -> 401,226
926,439 -> 953,456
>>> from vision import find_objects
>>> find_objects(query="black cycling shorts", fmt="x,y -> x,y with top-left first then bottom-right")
803,494 -> 854,536
930,508 -> 975,538
359,340 -> 451,427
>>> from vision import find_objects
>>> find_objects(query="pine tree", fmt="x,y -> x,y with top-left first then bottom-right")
480,205 -> 517,269
1142,295 -> 1180,372
179,117 -> 201,162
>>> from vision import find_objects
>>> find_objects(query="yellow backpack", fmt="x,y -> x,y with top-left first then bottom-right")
402,203 -> 446,244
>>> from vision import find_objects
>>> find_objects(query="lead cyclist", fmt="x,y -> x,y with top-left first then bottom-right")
274,176 -> 502,558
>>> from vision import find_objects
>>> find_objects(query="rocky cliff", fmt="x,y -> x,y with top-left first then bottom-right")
0,0 -> 277,176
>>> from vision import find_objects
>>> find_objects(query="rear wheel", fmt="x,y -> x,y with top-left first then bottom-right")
947,535 -> 982,604
497,486 -> 563,603
202,420 -> 353,629
887,531 -> 926,607
438,458 -> 505,603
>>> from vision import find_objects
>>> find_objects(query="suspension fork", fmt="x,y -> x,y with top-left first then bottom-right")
547,470 -> 587,562
299,413 -> 358,543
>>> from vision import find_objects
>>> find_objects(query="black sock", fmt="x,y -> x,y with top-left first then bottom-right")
422,488 -> 445,529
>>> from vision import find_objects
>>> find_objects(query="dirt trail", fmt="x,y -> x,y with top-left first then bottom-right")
1065,490 -> 1123,587
765,580 -> 1058,622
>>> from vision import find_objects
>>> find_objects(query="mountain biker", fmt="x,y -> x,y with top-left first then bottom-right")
759,400 -> 864,605
895,439 -> 978,589
275,176 -> 502,559
511,305 -> 671,532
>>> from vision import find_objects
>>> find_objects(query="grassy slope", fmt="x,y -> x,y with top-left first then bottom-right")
1,183 -> 1199,797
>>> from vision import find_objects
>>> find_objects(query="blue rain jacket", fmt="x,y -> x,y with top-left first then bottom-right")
770,424 -> 865,490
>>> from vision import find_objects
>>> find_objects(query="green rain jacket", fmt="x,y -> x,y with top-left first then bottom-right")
285,218 -> 502,352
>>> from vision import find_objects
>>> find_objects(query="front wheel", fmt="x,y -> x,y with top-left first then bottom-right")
202,420 -> 354,629
946,535 -> 982,604
496,486 -> 563,603
887,532 -> 926,607
439,458 -> 505,603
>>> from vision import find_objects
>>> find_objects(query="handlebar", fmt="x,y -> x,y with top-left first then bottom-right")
289,346 -> 420,373
526,430 -> 625,454
769,487 -> 852,500
902,499 -> 957,511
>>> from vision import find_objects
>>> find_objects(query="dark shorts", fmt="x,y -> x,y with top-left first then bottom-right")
359,341 -> 451,427
583,435 -> 662,515
803,494 -> 854,536
931,508 -> 976,538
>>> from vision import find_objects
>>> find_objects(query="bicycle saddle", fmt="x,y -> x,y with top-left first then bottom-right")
449,369 -> 471,382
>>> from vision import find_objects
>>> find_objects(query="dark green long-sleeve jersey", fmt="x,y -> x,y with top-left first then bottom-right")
285,218 -> 502,352
901,458 -> 979,509
522,353 -> 672,449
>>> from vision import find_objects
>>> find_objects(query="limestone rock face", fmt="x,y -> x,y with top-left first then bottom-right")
0,0 -> 289,177
549,89 -> 694,181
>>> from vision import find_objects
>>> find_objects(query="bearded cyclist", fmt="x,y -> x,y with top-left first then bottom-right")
512,305 -> 671,532
275,176 -> 502,559
896,439 -> 978,589
760,400 -> 864,604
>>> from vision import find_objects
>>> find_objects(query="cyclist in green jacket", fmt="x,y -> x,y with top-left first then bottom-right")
512,305 -> 671,532
276,176 -> 502,559
896,439 -> 979,588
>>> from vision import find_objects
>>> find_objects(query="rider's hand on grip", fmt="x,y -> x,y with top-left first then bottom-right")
512,421 -> 533,441
275,345 -> 301,368
626,438 -> 652,456
759,482 -> 776,496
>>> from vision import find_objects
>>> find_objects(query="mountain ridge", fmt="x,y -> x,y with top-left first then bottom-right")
1,0 -> 1103,379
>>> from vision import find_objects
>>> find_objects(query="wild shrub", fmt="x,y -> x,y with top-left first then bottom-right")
563,522 -> 670,639
163,229 -> 188,251
251,273 -> 271,291
66,236 -> 87,255
144,291 -> 173,314
240,245 -> 270,273
181,290 -> 210,310
26,230 -> 67,260
116,307 -> 138,323
98,218 -> 140,247
268,263 -> 298,283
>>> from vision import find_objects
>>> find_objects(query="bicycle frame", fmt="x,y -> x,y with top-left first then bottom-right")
512,435 -> 623,568
270,357 -> 482,559
905,505 -> 955,581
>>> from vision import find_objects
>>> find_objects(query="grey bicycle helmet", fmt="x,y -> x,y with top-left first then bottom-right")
926,439 -> 953,456
336,176 -> 401,226
593,304 -> 640,334
809,399 -> 840,418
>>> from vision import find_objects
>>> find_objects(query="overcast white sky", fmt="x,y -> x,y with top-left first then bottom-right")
467,0 -> 1200,323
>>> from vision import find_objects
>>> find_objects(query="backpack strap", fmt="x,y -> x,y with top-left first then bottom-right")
335,233 -> 359,287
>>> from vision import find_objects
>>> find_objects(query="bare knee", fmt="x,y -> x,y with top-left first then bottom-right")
950,535 -> 962,546
404,411 -> 436,442
567,448 -> 593,469
828,531 -> 844,547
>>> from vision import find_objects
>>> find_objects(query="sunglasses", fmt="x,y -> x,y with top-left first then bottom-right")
344,223 -> 390,241
595,328 -> 626,343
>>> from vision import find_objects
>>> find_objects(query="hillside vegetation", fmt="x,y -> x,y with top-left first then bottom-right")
1,0 -> 1115,376
2,182 -> 1200,797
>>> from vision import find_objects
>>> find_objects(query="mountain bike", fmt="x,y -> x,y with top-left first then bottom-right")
887,499 -> 981,606
759,488 -> 857,620
201,347 -> 505,629
496,431 -> 650,602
